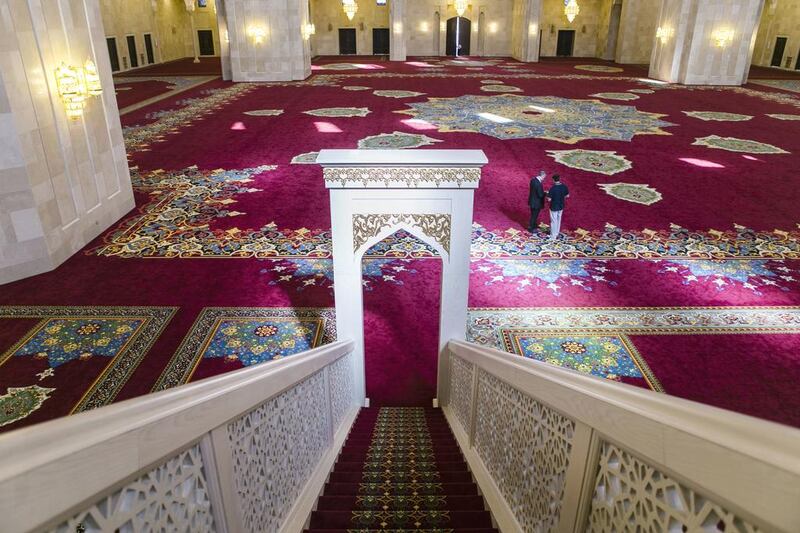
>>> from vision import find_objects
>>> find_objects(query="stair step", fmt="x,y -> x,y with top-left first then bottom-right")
316,494 -> 485,511
309,510 -> 493,529
339,453 -> 465,463
334,461 -> 469,473
329,471 -> 473,483
323,482 -> 479,496
306,529 -> 498,533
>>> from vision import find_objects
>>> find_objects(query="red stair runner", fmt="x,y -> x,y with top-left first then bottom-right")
306,407 -> 497,533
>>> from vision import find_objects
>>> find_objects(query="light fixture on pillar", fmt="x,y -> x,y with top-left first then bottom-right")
302,23 -> 316,40
83,60 -> 103,96
248,25 -> 267,44
712,28 -> 734,48
55,61 -> 103,120
564,0 -> 580,23
55,63 -> 87,119
454,0 -> 468,17
343,0 -> 358,21
656,26 -> 674,44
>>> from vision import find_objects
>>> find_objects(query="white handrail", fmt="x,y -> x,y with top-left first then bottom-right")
442,339 -> 800,533
0,339 -> 357,533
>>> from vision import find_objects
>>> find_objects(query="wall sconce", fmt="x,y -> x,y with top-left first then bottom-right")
393,22 -> 403,34
489,22 -> 498,34
55,60 -> 103,120
420,21 -> 429,32
223,29 -> 230,43
247,25 -> 267,44
528,23 -> 538,36
712,28 -> 734,48
453,0 -> 468,17
656,26 -> 673,44
440,21 -> 447,32
83,60 -> 102,96
302,23 -> 316,40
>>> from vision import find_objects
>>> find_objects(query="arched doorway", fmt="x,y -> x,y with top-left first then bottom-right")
446,16 -> 471,56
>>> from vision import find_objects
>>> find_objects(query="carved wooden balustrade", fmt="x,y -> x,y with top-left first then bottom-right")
0,341 -> 358,533
441,339 -> 800,533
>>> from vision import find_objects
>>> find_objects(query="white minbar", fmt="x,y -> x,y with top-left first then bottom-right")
317,149 -> 487,405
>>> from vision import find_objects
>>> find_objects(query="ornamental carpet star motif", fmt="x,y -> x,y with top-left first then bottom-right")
692,135 -> 788,154
590,92 -> 640,101
357,131 -> 442,149
397,94 -> 674,143
480,84 -> 523,92
683,111 -> 753,122
547,149 -> 632,175
598,183 -> 663,205
303,107 -> 371,117
575,64 -> 624,72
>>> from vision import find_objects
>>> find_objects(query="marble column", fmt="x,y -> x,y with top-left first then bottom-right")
511,0 -> 542,62
649,0 -> 765,85
216,0 -> 232,80
390,0 -> 408,61
184,0 -> 201,63
224,0 -> 311,81
0,0 -> 134,284
613,0 -> 660,64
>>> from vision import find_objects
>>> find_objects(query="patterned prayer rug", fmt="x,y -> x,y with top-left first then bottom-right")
0,306 -> 175,430
153,307 -> 336,390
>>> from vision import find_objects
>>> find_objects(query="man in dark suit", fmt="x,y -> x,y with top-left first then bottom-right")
528,171 -> 547,233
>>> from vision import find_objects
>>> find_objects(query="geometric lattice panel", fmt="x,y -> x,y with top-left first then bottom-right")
473,369 -> 575,532
50,443 -> 215,532
449,354 -> 474,433
227,370 -> 330,533
328,352 -> 355,432
587,441 -> 761,532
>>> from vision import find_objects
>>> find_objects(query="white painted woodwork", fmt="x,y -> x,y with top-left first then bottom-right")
318,148 -> 485,406
441,339 -> 800,533
0,340 -> 358,533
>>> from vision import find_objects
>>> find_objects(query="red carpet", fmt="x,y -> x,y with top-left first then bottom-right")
307,407 -> 495,533
2,56 -> 800,432
120,56 -> 222,76
748,64 -> 800,79
113,79 -> 177,109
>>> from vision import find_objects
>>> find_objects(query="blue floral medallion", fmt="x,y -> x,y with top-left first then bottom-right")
8,318 -> 144,368
502,332 -> 661,391
659,259 -> 798,295
397,94 -> 674,143
476,259 -> 619,295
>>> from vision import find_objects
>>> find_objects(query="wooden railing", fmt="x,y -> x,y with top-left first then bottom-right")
0,340 -> 358,533
441,339 -> 800,533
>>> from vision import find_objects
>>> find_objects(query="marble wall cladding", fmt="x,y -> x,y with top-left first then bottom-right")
310,0 -> 390,56
511,0 -> 543,62
217,0 -> 232,79
595,0 -> 615,59
0,0 -> 134,284
649,0 -> 764,85
390,0 -> 408,60
403,0 -> 514,57
615,0 -> 659,64
540,0 -> 605,57
100,0 -> 222,71
225,0 -> 311,81
752,0 -> 800,69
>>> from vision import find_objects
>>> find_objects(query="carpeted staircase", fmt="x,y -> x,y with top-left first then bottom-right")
306,407 -> 497,533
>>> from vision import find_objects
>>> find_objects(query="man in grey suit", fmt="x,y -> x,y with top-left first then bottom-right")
528,171 -> 547,233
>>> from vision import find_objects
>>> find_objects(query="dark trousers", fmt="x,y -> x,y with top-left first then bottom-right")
528,206 -> 542,231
